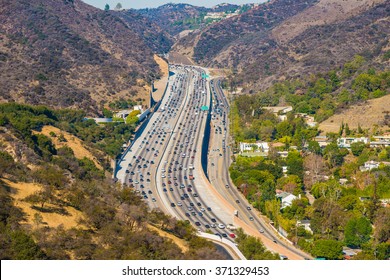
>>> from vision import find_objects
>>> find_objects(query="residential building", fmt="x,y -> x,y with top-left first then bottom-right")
239,142 -> 269,154
297,220 -> 313,234
337,137 -> 369,148
276,190 -> 298,209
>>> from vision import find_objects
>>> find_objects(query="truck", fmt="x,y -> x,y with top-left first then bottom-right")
234,210 -> 238,217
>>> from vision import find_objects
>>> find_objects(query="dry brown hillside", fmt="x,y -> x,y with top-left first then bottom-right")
319,94 -> 390,134
0,0 -> 168,114
272,0 -> 385,44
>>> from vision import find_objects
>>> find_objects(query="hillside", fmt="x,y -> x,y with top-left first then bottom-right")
0,103 -> 227,260
319,94 -> 390,134
136,3 -> 257,37
0,0 -> 168,113
173,0 -> 389,91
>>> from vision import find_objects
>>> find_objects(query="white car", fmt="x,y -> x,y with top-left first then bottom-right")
218,224 -> 225,229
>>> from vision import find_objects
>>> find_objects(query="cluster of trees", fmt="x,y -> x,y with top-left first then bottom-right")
0,103 -> 137,159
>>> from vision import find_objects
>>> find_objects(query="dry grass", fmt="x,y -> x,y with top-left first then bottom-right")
3,179 -> 85,230
272,0 -> 385,44
319,95 -> 390,134
147,224 -> 189,253
33,125 -> 103,170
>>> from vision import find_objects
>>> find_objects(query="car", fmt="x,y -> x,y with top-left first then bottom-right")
210,224 -> 216,228
163,188 -> 167,192
221,233 -> 228,238
188,207 -> 193,211
189,202 -> 194,207
205,224 -> 210,229
152,198 -> 156,202
218,224 -> 225,229
170,203 -> 175,207
200,207 -> 205,212
259,229 -> 264,233
280,255 -> 288,260
225,184 -> 229,188
249,217 -> 254,221
273,239 -> 277,244
198,212 -> 203,217
211,218 -> 217,223
177,202 -> 182,207
143,195 -> 148,199
229,233 -> 236,238
195,222 -> 201,226
193,193 -> 198,197
247,206 -> 251,211
235,200 -> 240,203
207,207 -> 212,211
185,212 -> 190,217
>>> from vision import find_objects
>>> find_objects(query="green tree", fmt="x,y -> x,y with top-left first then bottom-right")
0,151 -> 15,177
308,140 -> 321,155
312,239 -> 343,260
344,216 -> 372,248
104,3 -> 110,11
115,3 -> 122,10
286,150 -> 304,180
350,142 -> 366,156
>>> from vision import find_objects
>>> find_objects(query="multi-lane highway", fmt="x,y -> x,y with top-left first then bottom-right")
116,65 -> 311,260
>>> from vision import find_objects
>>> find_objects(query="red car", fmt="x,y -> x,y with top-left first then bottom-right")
229,233 -> 236,238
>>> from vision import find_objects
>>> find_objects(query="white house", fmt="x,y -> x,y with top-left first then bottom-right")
276,191 -> 298,209
360,160 -> 390,172
239,142 -> 269,154
337,137 -> 369,148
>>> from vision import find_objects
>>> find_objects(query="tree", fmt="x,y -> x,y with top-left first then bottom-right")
115,3 -> 122,10
312,239 -> 343,260
308,140 -> 321,155
374,208 -> 390,243
104,4 -> 110,11
344,216 -> 372,248
0,151 -> 15,177
350,142 -> 366,156
286,150 -> 304,180
304,154 -> 327,189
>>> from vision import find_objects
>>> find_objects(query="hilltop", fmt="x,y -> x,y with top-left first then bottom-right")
0,0 -> 171,114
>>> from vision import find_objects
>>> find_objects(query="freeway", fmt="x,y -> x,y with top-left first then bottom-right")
115,65 -> 311,260
208,78 -> 312,260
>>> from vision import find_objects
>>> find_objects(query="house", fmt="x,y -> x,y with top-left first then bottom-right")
239,142 -> 269,154
115,109 -> 132,119
360,160 -> 390,172
297,220 -> 313,234
115,106 -> 150,122
337,137 -> 369,148
277,151 -> 289,158
295,113 -> 318,127
313,135 -> 331,148
276,190 -> 298,209
342,247 -> 361,260
263,106 -> 293,121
